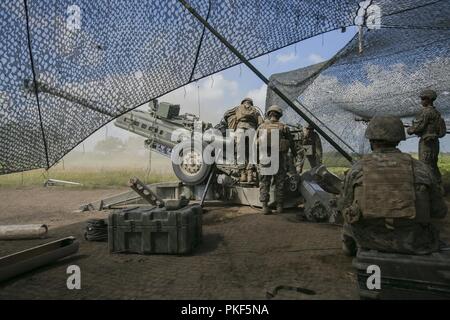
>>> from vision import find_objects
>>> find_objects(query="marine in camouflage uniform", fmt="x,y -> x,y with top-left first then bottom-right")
301,123 -> 323,170
339,116 -> 447,256
286,124 -> 305,174
225,97 -> 263,183
257,105 -> 296,214
407,89 -> 445,183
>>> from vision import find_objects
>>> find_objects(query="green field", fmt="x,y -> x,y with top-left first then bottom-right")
1,152 -> 450,189
0,167 -> 176,189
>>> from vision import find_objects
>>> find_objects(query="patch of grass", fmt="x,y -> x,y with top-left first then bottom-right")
0,167 -> 176,189
3,153 -> 450,188
328,167 -> 349,178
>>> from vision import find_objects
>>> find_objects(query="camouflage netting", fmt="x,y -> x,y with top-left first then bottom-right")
267,0 -> 450,163
0,0 -> 361,174
1,0 -> 449,174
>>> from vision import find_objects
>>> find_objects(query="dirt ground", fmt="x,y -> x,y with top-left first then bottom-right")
0,187 -> 449,300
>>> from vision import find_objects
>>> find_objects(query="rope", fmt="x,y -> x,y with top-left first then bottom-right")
145,102 -> 159,183
23,0 -> 50,169
145,146 -> 153,183
266,285 -> 316,299
188,0 -> 212,82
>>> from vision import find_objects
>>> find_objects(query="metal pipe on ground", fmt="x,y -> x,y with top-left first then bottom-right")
0,237 -> 79,283
0,224 -> 48,240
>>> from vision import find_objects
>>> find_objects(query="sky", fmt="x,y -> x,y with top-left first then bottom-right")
70,26 -> 450,155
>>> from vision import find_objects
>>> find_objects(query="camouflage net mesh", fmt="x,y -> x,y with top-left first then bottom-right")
1,0 -> 449,174
267,0 -> 450,166
0,0 -> 360,174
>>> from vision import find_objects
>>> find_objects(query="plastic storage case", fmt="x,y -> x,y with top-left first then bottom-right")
108,204 -> 202,254
353,249 -> 450,300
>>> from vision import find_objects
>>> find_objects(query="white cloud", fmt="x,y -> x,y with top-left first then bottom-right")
308,53 -> 325,64
161,74 -> 239,124
244,84 -> 267,110
70,74 -> 240,151
276,52 -> 297,64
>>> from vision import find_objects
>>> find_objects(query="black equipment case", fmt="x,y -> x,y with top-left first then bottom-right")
353,249 -> 450,299
108,204 -> 202,255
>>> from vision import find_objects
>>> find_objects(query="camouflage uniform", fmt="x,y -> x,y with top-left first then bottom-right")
259,156 -> 288,204
257,105 -> 295,213
302,125 -> 323,169
407,90 -> 445,183
223,107 -> 238,131
235,98 -> 263,130
339,117 -> 447,255
232,98 -> 264,182
287,124 -> 305,174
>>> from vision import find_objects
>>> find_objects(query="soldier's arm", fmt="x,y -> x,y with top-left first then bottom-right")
338,170 -> 354,211
257,114 -> 264,126
338,163 -> 363,212
407,110 -> 429,135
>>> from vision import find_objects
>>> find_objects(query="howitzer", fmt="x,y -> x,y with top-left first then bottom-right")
108,101 -> 343,222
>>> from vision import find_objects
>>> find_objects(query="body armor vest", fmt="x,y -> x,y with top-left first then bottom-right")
359,152 -> 417,220
235,104 -> 258,127
258,120 -> 289,152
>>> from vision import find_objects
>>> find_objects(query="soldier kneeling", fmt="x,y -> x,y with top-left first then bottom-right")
339,116 -> 447,256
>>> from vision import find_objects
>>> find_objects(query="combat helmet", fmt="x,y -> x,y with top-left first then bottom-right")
266,105 -> 283,117
365,116 -> 406,142
241,97 -> 254,105
420,89 -> 437,101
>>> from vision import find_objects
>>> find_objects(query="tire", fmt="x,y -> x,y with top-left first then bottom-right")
171,139 -> 212,185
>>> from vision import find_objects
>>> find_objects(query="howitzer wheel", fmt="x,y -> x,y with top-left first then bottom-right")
171,139 -> 212,185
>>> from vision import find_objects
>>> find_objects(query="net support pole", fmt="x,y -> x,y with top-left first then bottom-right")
178,0 -> 353,164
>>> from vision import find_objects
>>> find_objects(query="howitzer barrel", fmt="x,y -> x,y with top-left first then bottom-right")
114,109 -> 190,149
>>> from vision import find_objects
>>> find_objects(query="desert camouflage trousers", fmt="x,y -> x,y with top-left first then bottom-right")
259,153 -> 287,203
342,220 -> 441,255
419,137 -> 441,183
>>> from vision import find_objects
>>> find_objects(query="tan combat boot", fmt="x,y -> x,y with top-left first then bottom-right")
262,203 -> 272,215
247,170 -> 254,183
276,204 -> 283,214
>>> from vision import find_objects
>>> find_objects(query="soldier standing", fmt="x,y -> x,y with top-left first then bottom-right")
339,116 -> 447,256
286,124 -> 305,174
407,89 -> 446,183
257,105 -> 296,214
302,123 -> 323,169
233,97 -> 264,183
